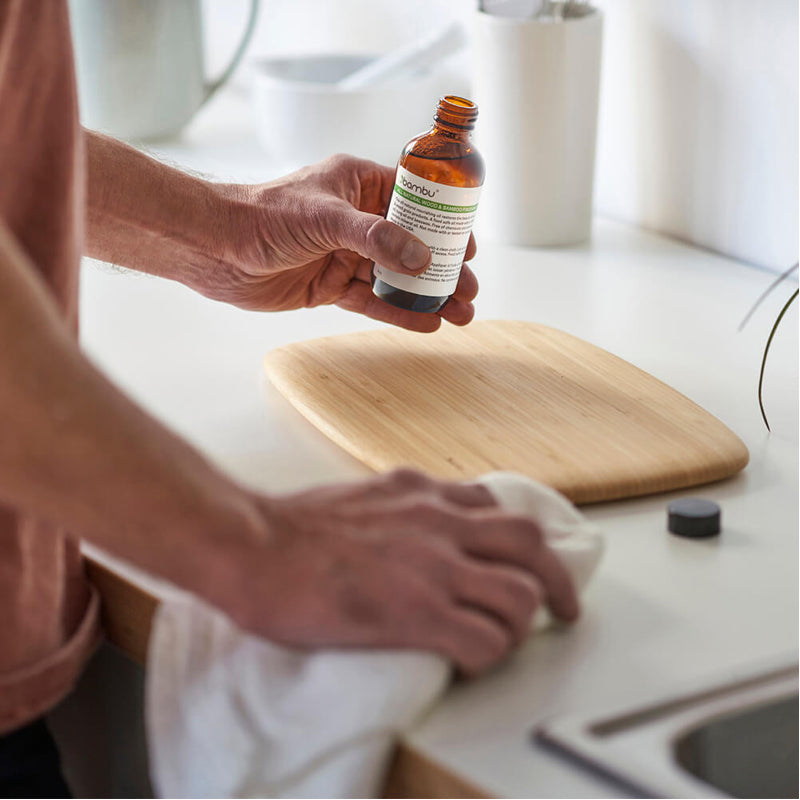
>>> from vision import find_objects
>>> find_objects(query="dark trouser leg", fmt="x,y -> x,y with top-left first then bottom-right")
0,718 -> 72,799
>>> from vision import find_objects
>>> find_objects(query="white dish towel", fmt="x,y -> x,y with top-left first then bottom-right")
145,472 -> 604,799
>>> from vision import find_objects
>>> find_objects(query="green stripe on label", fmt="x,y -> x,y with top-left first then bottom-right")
394,184 -> 478,213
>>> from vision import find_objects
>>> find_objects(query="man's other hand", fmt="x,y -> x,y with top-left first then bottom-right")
216,469 -> 579,677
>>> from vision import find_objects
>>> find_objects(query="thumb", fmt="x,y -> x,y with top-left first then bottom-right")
330,206 -> 431,275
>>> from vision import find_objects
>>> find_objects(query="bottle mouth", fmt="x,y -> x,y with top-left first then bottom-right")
435,95 -> 478,130
443,95 -> 475,110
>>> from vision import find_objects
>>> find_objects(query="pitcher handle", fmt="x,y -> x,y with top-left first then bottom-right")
202,0 -> 260,105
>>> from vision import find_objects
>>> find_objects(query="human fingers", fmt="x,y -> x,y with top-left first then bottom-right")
341,159 -> 478,266
375,505 -> 542,645
351,258 -> 476,327
450,559 -> 544,645
381,467 -> 436,491
350,240 -> 478,322
325,202 -> 432,276
438,266 -> 478,325
360,253 -> 479,302
465,233 -> 477,262
449,263 -> 479,304
359,470 -> 493,514
439,297 -> 475,326
455,511 -> 580,622
433,606 -> 515,676
305,529 -> 515,675
329,154 -> 397,212
372,162 -> 399,211
371,471 -> 497,515
346,159 -> 478,263
436,479 -> 496,508
321,155 -> 476,270
336,280 -> 442,333
363,571 -> 514,676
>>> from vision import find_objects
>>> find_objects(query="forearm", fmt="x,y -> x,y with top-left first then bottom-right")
83,135 -> 470,329
0,219 -> 264,606
84,130 -> 251,287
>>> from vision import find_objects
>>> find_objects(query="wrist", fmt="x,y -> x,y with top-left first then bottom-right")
85,131 -> 249,283
158,478 -> 273,612
205,180 -> 260,267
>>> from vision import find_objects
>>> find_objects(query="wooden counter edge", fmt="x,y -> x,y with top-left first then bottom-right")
85,556 -> 492,799
383,743 -> 491,799
85,557 -> 158,667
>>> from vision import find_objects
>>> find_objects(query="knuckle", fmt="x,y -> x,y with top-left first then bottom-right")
446,614 -> 513,677
398,534 -> 448,572
469,511 -> 543,550
420,588 -> 451,618
506,574 -> 544,612
396,586 -> 452,643
386,467 -> 429,489
508,598 -> 540,638
485,625 -> 512,659
451,565 -> 542,641
450,557 -> 498,599
430,550 -> 464,591
364,216 -> 395,252
396,581 -> 439,618
408,498 -> 441,518
508,514 -> 544,545
390,536 -> 459,586
326,152 -> 353,169
408,500 -> 468,536
496,515 -> 543,559
466,628 -> 512,676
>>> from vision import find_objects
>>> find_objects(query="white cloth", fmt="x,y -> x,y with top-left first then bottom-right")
145,473 -> 604,799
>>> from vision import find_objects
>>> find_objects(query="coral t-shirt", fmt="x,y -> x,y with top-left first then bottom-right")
0,0 -> 101,733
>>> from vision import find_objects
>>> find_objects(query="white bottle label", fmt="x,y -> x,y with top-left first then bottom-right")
374,166 -> 481,296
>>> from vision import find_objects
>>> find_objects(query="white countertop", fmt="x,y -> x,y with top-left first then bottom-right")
80,90 -> 799,798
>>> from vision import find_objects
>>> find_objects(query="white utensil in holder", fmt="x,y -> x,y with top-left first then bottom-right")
473,7 -> 603,246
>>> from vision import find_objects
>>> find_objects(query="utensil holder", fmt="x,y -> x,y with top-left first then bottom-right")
473,8 -> 603,246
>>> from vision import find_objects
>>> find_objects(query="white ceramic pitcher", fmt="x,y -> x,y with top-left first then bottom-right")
69,0 -> 259,140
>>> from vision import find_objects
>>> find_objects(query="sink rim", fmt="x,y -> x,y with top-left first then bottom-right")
535,658 -> 798,798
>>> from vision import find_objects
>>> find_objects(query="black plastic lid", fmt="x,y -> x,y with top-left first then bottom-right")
667,498 -> 721,538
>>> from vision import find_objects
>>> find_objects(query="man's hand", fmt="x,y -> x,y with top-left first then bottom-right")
202,154 -> 478,332
86,137 -> 477,333
216,469 -> 579,676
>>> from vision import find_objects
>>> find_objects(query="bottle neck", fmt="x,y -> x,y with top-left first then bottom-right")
433,95 -> 478,139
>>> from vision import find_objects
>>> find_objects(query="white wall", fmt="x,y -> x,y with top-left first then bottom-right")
205,0 -> 798,273
594,0 -> 798,272
202,0 -> 467,61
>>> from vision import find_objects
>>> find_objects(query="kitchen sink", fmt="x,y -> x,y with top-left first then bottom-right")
536,661 -> 798,798
674,693 -> 797,798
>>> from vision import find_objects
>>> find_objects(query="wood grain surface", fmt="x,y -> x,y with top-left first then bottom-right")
264,320 -> 749,504
85,558 -> 158,667
383,744 -> 490,798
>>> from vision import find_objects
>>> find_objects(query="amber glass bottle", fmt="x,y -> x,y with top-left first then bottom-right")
372,95 -> 485,313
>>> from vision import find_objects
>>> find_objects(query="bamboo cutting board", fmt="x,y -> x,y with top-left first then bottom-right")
263,320 -> 748,504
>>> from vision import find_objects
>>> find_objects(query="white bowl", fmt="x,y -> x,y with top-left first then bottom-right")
250,54 -> 461,168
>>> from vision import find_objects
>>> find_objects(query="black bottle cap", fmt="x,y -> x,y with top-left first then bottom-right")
667,498 -> 721,538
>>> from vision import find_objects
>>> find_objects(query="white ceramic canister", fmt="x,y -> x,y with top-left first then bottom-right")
473,7 -> 603,246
